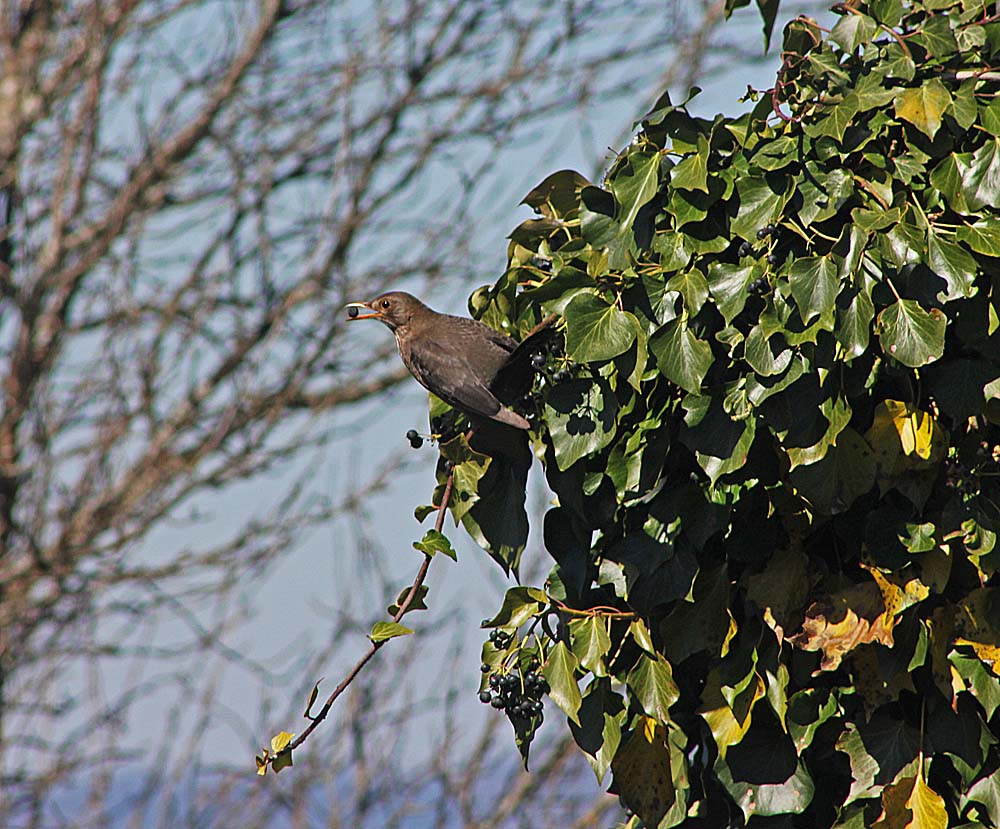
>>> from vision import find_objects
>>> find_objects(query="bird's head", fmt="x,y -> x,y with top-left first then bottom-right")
344,291 -> 427,332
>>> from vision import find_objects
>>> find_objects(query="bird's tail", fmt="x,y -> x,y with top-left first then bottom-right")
490,325 -> 561,406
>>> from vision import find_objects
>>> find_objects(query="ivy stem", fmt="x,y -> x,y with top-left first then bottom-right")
279,469 -> 455,761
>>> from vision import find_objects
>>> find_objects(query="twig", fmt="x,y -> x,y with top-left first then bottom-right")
282,469 -> 455,757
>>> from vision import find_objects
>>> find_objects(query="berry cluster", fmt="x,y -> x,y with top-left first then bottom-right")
479,665 -> 548,720
488,628 -> 513,649
405,428 -> 423,449
739,224 -> 783,263
747,277 -> 769,296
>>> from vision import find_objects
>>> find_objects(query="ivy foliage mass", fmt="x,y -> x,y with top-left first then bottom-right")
435,0 -> 1000,825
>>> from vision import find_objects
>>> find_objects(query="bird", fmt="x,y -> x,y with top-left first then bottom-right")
345,291 -> 553,431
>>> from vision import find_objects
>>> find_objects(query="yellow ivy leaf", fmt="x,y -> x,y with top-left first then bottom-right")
698,668 -> 763,757
906,771 -> 947,829
865,400 -> 946,477
865,565 -> 929,618
270,731 -> 295,754
894,80 -> 952,140
255,753 -> 268,776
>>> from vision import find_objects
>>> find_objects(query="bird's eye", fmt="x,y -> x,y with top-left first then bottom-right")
381,299 -> 391,310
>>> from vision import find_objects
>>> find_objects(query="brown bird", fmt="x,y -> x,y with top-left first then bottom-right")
345,291 -> 549,430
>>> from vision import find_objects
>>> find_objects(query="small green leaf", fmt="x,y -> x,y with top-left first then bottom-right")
271,747 -> 294,773
387,583 -> 429,617
564,293 -> 638,362
412,529 -> 457,560
370,621 -> 414,642
543,640 -> 583,725
876,299 -> 946,368
570,615 -> 612,676
627,654 -> 680,722
484,586 -> 546,628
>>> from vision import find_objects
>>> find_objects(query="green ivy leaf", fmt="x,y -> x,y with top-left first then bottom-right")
650,317 -> 713,393
837,283 -> 875,359
627,653 -> 680,722
484,586 -> 547,628
876,299 -> 946,367
412,529 -> 457,560
956,217 -> 1000,256
543,640 -> 583,725
564,293 -> 638,362
570,615 -> 612,676
927,228 -> 977,302
369,621 -> 414,642
829,12 -> 878,51
611,151 -> 661,232
670,137 -> 710,193
789,255 -> 839,324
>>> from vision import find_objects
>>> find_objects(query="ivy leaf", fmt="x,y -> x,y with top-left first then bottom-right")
956,217 -> 1000,256
927,228 -> 977,302
960,139 -> 1000,211
707,261 -> 755,324
369,621 -> 414,642
610,719 -> 674,829
542,640 -> 583,725
837,283 -> 875,359
894,80 -> 952,139
412,529 -> 457,560
483,585 -> 547,628
564,293 -> 637,362
611,151 -> 661,232
731,175 -> 787,240
789,255 -> 839,323
829,12 -> 878,51
670,137 -> 709,193
570,615 -> 612,676
650,317 -> 713,393
626,653 -> 679,722
543,375 -> 618,471
876,299 -> 946,368
580,186 -> 619,247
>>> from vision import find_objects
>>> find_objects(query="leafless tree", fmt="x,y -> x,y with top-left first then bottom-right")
0,0 -> 769,825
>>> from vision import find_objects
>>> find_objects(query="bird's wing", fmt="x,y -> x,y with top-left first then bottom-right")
406,338 -> 506,420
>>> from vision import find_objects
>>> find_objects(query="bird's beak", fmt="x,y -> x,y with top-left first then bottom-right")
345,301 -> 381,321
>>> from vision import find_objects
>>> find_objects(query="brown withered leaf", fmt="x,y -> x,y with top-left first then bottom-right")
789,582 -> 893,671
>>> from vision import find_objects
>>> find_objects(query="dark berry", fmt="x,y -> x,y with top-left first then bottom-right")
531,352 -> 547,369
409,436 -> 423,449
406,429 -> 419,441
479,690 -> 492,704
481,662 -> 490,673
767,254 -> 779,266
490,696 -> 505,709
766,223 -> 776,234
738,241 -> 752,257
756,227 -> 768,240
489,674 -> 500,689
